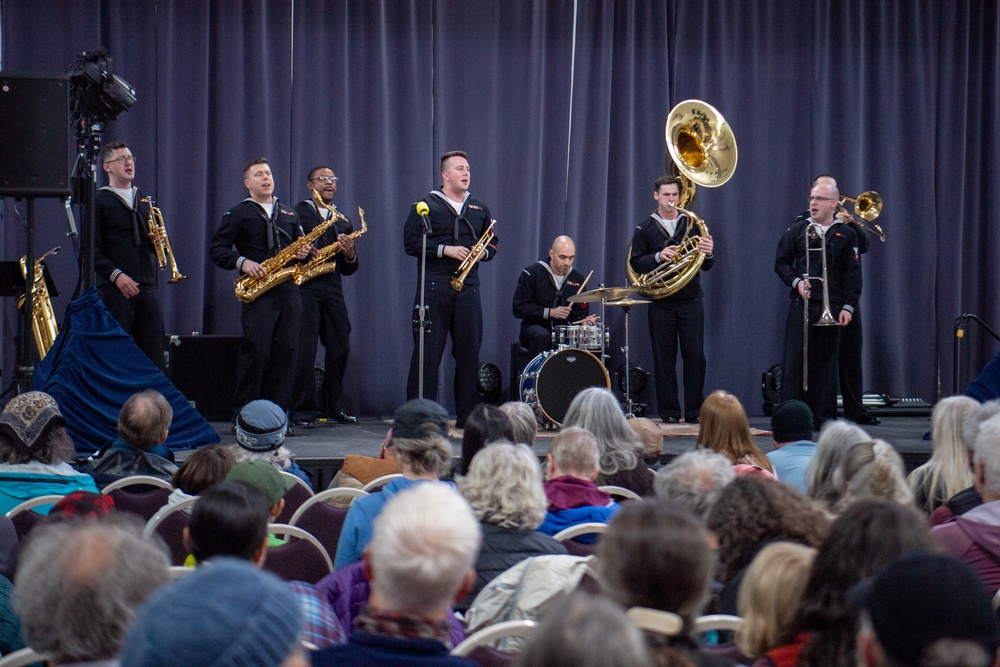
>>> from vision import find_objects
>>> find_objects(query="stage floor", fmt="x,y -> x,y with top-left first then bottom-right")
188,413 -> 935,491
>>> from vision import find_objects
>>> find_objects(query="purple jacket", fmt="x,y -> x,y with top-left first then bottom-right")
932,499 -> 1000,593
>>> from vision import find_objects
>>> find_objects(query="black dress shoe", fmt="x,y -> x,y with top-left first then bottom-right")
685,416 -> 699,424
663,417 -> 679,424
333,410 -> 358,423
293,420 -> 315,429
851,411 -> 881,426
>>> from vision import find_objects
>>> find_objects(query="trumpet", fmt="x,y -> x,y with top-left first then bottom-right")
145,199 -> 187,283
450,219 -> 496,291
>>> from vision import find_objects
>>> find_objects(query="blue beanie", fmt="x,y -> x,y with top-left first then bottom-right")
120,558 -> 301,667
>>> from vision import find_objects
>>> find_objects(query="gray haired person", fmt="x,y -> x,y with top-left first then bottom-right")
654,448 -> 735,521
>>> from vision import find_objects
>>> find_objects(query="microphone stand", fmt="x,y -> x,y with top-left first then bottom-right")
415,215 -> 432,399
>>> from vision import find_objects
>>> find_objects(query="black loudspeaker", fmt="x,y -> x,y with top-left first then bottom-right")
167,335 -> 242,422
0,74 -> 71,197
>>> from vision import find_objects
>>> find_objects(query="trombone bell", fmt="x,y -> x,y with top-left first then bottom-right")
841,190 -> 882,222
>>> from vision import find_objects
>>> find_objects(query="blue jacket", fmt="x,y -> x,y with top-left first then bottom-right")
538,504 -> 619,544
312,632 -> 475,666
766,441 -> 816,494
0,463 -> 99,515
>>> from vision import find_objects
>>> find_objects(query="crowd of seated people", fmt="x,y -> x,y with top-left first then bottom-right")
3,387 -> 1000,667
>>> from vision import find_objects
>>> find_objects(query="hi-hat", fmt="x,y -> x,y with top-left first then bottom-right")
567,286 -> 638,304
605,297 -> 652,308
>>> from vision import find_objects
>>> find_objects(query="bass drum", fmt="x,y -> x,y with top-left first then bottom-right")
519,348 -> 610,426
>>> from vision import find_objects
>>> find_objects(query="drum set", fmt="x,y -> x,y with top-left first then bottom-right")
518,286 -> 650,427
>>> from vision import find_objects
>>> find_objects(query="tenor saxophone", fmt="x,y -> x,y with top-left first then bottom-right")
294,207 -> 368,286
17,247 -> 60,359
450,219 -> 496,291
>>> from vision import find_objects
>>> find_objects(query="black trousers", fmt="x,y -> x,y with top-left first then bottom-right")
294,280 -> 351,420
406,280 -> 482,423
839,309 -> 865,419
781,298 -> 841,429
649,297 -> 706,421
520,323 -> 553,358
97,282 -> 166,371
234,282 -> 302,417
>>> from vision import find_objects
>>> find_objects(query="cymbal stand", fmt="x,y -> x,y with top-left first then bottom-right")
619,300 -> 636,418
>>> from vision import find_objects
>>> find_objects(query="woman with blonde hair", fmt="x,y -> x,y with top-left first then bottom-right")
834,439 -> 914,512
697,390 -> 774,474
907,395 -> 978,513
736,542 -> 817,667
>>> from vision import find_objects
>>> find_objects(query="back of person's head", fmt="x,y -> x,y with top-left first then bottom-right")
460,404 -> 514,474
629,417 -> 664,465
808,419 -> 872,511
797,499 -> 937,667
548,426 -> 600,479
853,552 -> 1000,667
736,541 -> 817,659
172,444 -> 237,495
707,476 -> 828,584
44,490 -> 116,524
118,389 -> 173,450
226,459 -> 293,514
367,482 -> 481,616
499,400 -> 538,446
187,480 -> 271,563
962,399 -> 1000,454
697,390 -> 773,472
835,440 -> 913,510
13,515 -> 170,662
654,448 -> 735,521
0,390 -> 72,465
514,590 -> 652,667
973,415 -> 1000,496
910,396 -> 979,512
389,399 -> 454,478
597,501 -> 711,623
770,400 -> 814,444
562,388 -> 642,476
458,441 -> 547,530
120,558 -> 304,667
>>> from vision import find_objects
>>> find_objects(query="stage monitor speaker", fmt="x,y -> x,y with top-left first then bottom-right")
167,335 -> 241,422
0,73 -> 71,197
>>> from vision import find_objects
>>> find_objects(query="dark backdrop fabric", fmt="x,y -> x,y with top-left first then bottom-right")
1,0 -> 998,418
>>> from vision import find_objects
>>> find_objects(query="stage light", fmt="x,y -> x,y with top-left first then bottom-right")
478,363 -> 502,404
617,364 -> 650,396
68,49 -> 135,124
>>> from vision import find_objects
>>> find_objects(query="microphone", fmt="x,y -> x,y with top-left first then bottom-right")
64,197 -> 78,237
416,201 -> 431,233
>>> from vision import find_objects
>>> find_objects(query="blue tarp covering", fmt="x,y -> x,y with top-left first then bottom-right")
34,288 -> 220,454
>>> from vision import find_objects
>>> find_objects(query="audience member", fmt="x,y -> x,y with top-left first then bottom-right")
766,400 -> 816,492
806,419 -> 871,515
456,441 -> 566,611
909,396 -> 979,513
13,515 -> 170,664
514,590 -> 653,667
538,426 -> 619,543
563,387 -> 654,496
653,448 -> 735,521
931,399 -> 1000,524
334,398 -> 454,569
629,417 -> 665,467
736,541 -> 817,667
853,551 -> 1000,667
834,439 -> 913,512
499,401 -> 537,446
933,414 -> 1000,594
707,476 -> 828,615
697,390 -> 775,476
89,390 -> 178,487
459,404 -> 514,475
0,516 -> 21,655
120,558 -> 307,667
168,443 -> 237,507
231,399 -> 312,488
226,459 -> 295,525
44,490 -> 116,524
313,483 -> 481,666
797,499 -> 937,667
0,391 -> 98,513
596,501 -> 734,667
326,431 -> 401,506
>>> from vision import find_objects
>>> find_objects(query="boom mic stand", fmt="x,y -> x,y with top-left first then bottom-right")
413,204 -> 433,399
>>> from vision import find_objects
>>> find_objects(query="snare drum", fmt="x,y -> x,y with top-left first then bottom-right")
553,325 -> 581,349
519,347 -> 610,426
553,324 -> 607,351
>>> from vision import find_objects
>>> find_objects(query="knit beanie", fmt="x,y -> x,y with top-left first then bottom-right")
770,400 -> 814,443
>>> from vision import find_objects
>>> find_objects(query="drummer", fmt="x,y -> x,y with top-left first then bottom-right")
513,235 -> 599,357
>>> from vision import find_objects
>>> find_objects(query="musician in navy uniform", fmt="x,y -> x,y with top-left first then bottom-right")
403,150 -> 498,428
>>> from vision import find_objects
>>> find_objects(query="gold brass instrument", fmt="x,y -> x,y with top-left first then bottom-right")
294,204 -> 368,286
450,219 -> 496,291
627,99 -> 737,299
17,247 -> 60,359
840,190 -> 885,242
233,192 -> 335,303
145,199 -> 187,283
801,222 -> 839,393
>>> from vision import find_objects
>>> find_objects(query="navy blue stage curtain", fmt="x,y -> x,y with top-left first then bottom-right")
34,288 -> 220,454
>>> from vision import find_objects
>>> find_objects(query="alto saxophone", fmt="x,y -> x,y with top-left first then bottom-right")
17,247 -> 60,359
450,219 -> 496,291
294,205 -> 368,286
145,198 -> 187,283
233,194 -> 335,303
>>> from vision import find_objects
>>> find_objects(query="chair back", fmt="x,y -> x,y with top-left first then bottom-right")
288,489 -> 361,559
143,496 -> 198,565
5,494 -> 66,541
361,473 -> 403,492
101,475 -> 173,493
106,486 -> 172,521
691,614 -> 744,633
264,523 -> 334,584
451,620 -> 537,656
0,648 -> 49,667
552,522 -> 607,556
597,485 -> 641,501
276,477 -> 314,524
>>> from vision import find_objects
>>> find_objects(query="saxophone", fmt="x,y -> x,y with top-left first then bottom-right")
233,195 -> 335,303
294,205 -> 368,286
450,219 -> 496,291
17,247 -> 60,359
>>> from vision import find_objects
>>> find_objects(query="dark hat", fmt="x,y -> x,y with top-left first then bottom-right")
46,491 -> 116,523
226,460 -> 295,507
770,400 -> 814,443
234,400 -> 287,452
0,391 -> 66,456
850,551 -> 1000,665
392,399 -> 449,440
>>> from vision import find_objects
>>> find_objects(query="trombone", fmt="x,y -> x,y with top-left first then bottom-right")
840,190 -> 885,242
801,223 -> 839,393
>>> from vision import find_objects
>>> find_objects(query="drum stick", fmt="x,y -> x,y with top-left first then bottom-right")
576,270 -> 594,294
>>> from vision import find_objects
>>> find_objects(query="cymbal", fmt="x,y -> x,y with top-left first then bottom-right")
605,297 -> 652,308
567,286 -> 638,303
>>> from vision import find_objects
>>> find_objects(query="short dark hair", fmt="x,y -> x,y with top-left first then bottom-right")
171,444 -> 237,495
460,404 -> 514,475
101,141 -> 129,162
654,175 -> 681,192
117,390 -> 172,450
188,480 -> 271,563
243,157 -> 269,177
307,165 -> 332,182
440,150 -> 468,173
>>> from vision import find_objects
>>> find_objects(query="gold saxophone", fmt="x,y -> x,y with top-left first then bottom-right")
17,247 -> 60,359
450,219 -> 496,291
233,193 -> 335,303
294,204 -> 368,286
145,199 -> 187,284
